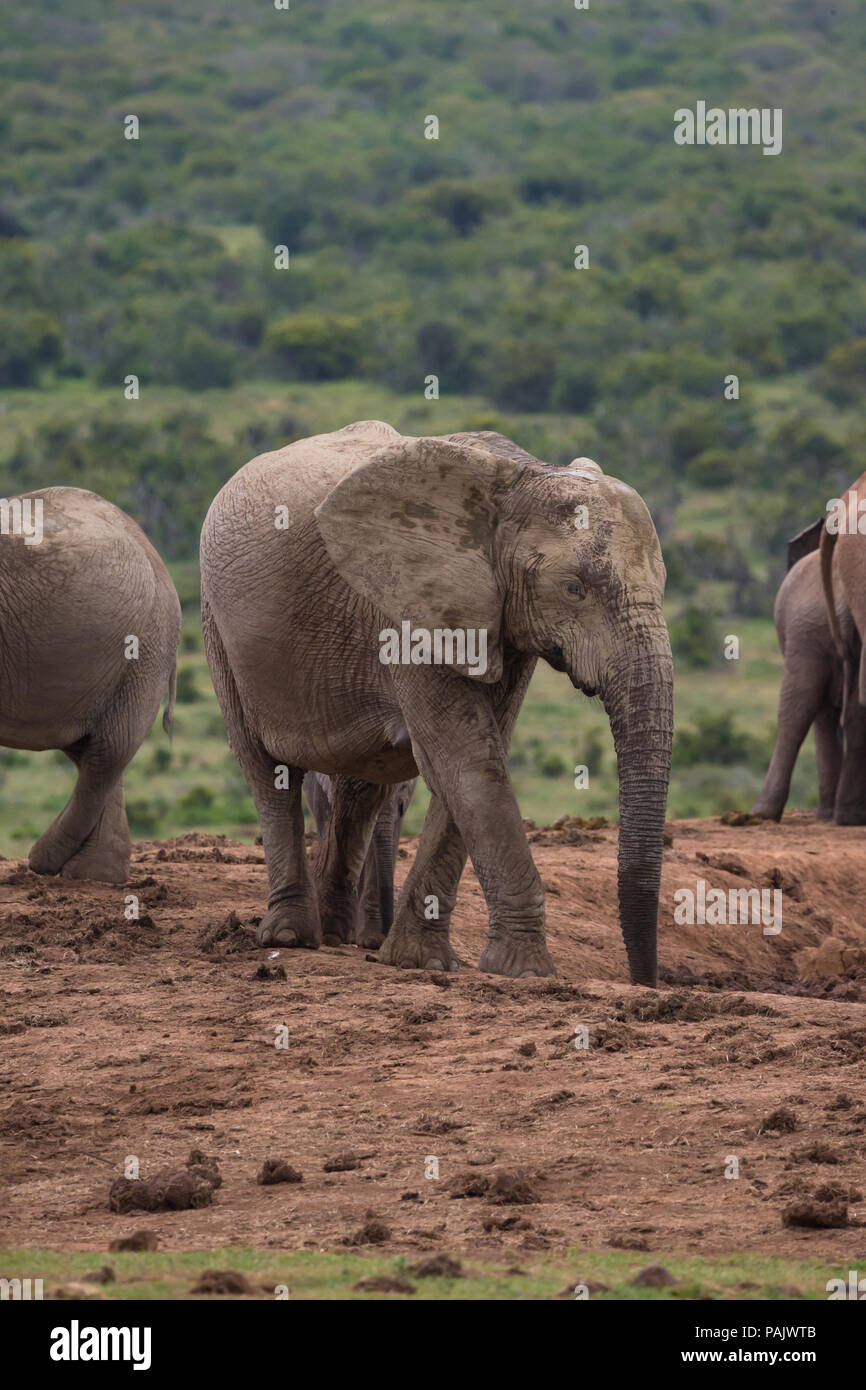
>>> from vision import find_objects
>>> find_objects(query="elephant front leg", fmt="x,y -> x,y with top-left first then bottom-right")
377,793 -> 465,971
384,669 -> 555,979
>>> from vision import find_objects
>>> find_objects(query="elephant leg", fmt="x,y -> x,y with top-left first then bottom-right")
835,703 -> 866,824
251,758 -> 321,947
813,706 -> 842,820
61,770 -> 130,882
313,775 -> 391,947
29,736 -> 130,882
357,798 -> 405,949
203,599 -> 319,948
378,793 -> 466,971
383,661 -> 553,979
751,666 -> 824,820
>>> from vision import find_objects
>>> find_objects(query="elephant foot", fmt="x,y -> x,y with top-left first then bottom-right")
356,926 -> 385,950
749,801 -> 782,822
59,824 -> 131,883
377,917 -> 460,972
29,832 -> 76,878
28,848 -> 65,877
256,900 -> 321,949
317,894 -> 359,948
834,807 -> 866,826
479,932 -> 556,979
61,845 -> 130,883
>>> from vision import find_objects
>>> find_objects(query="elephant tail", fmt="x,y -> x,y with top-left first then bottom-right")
820,522 -> 844,660
162,659 -> 177,740
820,521 -> 856,721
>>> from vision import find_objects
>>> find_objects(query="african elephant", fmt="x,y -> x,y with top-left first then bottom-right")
0,487 -> 181,881
750,543 -> 856,821
303,772 -> 416,949
201,420 -> 673,983
820,468 -> 866,822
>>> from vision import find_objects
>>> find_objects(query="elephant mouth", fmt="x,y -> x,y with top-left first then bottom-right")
543,645 -> 568,673
544,646 -> 598,697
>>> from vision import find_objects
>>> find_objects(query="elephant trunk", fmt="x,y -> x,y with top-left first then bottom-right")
600,635 -> 674,987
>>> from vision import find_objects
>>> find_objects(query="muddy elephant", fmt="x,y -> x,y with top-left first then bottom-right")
820,470 -> 866,822
201,420 -> 673,983
303,773 -> 416,948
0,487 -> 181,881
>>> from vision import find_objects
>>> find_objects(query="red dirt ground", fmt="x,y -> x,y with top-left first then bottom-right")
1,813 -> 865,1263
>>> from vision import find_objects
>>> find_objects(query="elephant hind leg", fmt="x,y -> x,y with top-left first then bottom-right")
203,597 -> 320,949
751,666 -> 825,820
813,705 -> 842,820
29,737 -> 131,882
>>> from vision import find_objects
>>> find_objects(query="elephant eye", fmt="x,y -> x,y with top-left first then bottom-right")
565,578 -> 586,599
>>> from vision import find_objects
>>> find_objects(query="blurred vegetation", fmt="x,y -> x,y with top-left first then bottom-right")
0,0 -> 861,846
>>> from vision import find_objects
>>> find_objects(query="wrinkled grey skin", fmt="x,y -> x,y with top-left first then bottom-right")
752,540 -> 866,824
303,772 -> 416,948
201,421 -> 673,982
0,487 -> 181,882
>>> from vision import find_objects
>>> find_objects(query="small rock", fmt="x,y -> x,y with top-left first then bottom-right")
189,1269 -> 257,1296
352,1275 -> 416,1294
632,1264 -> 676,1288
486,1171 -> 539,1205
109,1230 -> 160,1252
758,1107 -> 798,1135
346,1212 -> 391,1246
410,1254 -> 463,1278
257,1158 -> 303,1185
324,1152 -> 373,1172
782,1200 -> 849,1229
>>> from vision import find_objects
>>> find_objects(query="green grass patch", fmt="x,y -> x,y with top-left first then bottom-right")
0,1246 -> 841,1301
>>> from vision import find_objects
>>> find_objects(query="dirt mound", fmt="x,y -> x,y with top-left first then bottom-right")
1,816 -> 865,1266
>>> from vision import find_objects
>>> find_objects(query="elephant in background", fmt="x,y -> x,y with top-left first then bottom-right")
201,420 -> 673,983
0,487 -> 180,881
820,468 -> 866,823
752,516 -> 866,823
303,772 -> 416,949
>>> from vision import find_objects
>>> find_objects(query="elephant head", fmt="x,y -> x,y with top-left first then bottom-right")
315,432 -> 673,985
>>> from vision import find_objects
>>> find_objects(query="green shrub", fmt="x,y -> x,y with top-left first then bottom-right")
669,604 -> 717,670
265,312 -> 363,380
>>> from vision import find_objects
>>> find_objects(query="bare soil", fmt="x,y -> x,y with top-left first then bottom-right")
1,812 -> 865,1264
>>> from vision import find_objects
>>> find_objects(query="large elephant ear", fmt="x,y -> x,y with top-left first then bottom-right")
314,436 -> 521,683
